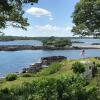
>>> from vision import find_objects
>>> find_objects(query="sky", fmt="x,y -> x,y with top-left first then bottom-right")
2,0 -> 79,37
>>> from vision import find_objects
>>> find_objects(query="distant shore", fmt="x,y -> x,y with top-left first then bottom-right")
0,45 -> 100,51
0,36 -> 100,41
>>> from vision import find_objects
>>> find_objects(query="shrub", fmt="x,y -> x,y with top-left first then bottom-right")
6,74 -> 17,81
0,75 -> 99,100
22,73 -> 32,77
96,63 -> 100,68
54,39 -> 71,47
42,37 -> 72,47
72,62 -> 85,74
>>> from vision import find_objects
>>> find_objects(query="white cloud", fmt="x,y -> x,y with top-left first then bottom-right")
35,24 -> 73,37
26,7 -> 53,20
2,25 -> 73,37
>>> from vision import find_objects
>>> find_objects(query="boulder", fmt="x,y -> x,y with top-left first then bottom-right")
22,56 -> 66,73
22,63 -> 42,73
41,56 -> 67,65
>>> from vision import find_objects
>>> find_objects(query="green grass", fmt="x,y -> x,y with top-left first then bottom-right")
0,77 -> 34,89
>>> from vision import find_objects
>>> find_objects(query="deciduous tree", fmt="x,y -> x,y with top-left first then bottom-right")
0,0 -> 38,31
72,0 -> 100,37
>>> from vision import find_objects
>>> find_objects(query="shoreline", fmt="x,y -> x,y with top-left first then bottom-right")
0,56 -> 100,78
0,56 -> 67,78
0,45 -> 100,51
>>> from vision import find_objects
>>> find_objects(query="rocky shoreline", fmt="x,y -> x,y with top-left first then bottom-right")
22,56 -> 100,74
0,45 -> 73,51
0,56 -> 100,78
22,56 -> 67,73
0,56 -> 67,78
0,45 -> 100,51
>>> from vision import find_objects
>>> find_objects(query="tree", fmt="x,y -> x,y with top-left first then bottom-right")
0,0 -> 38,30
54,39 -> 71,47
72,0 -> 100,37
42,37 -> 71,47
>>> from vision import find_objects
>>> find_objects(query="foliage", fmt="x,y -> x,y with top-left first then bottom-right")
6,74 -> 17,81
0,59 -> 99,99
0,75 -> 99,100
54,39 -> 71,47
72,0 -> 100,37
0,36 -> 38,41
72,62 -> 85,74
72,24 -> 91,37
42,37 -> 71,47
22,73 -> 33,77
37,62 -> 62,76
96,61 -> 100,68
42,36 -> 55,46
0,0 -> 38,30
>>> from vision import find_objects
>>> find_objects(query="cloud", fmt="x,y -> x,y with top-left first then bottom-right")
3,25 -> 73,37
35,24 -> 73,37
26,7 -> 53,20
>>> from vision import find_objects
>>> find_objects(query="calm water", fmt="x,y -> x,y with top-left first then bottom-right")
0,40 -> 42,46
72,39 -> 100,44
0,39 -> 100,77
72,39 -> 100,46
0,49 -> 100,77
0,39 -> 100,46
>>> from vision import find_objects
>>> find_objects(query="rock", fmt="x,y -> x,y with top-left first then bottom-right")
0,45 -> 74,51
22,56 -> 66,74
22,68 -> 28,73
22,63 -> 42,73
41,56 -> 67,65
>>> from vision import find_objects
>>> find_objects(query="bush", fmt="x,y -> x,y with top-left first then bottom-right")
96,63 -> 100,68
22,73 -> 32,77
0,75 -> 98,100
72,62 -> 85,74
42,37 -> 72,47
54,39 -> 71,47
6,74 -> 17,81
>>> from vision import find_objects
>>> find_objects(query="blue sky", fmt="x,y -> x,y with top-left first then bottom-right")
2,0 -> 79,37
